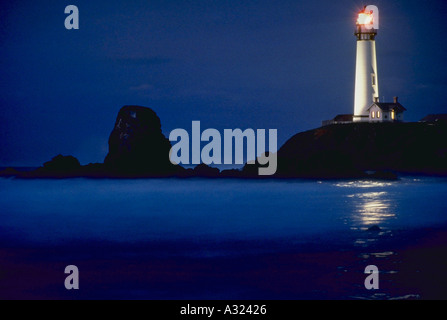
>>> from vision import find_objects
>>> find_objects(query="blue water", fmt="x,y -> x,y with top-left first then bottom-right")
1,176 -> 447,299
1,177 -> 446,244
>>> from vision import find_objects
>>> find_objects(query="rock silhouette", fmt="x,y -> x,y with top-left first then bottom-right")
2,107 -> 447,179
104,105 -> 181,176
43,154 -> 81,172
193,163 -> 220,177
272,122 -> 447,178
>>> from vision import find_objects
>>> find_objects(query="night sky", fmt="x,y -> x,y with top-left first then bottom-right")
1,0 -> 446,166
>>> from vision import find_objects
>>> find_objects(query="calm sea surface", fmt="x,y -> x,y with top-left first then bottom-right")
1,177 -> 446,299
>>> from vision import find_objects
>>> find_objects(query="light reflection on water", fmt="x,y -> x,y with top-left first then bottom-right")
334,181 -> 397,229
334,181 -> 393,188
353,192 -> 396,226
334,180 -> 398,249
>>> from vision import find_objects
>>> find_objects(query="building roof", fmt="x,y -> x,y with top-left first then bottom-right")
367,102 -> 407,112
332,114 -> 353,122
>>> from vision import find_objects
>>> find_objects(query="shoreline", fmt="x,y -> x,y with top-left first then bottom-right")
2,167 -> 447,181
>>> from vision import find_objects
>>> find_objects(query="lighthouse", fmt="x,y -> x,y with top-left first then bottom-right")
322,5 -> 406,127
353,6 -> 379,122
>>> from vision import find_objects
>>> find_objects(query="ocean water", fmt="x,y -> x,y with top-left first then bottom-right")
1,177 -> 447,299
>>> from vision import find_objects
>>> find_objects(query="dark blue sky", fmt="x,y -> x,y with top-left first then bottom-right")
1,0 -> 446,166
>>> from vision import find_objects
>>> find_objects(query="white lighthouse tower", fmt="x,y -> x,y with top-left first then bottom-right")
353,6 -> 379,122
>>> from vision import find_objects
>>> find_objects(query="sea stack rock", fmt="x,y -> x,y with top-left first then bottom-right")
104,106 -> 180,176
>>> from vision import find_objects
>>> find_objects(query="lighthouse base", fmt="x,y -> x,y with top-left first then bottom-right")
353,115 -> 370,122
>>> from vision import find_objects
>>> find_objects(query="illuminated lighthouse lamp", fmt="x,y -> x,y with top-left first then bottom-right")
357,10 -> 374,26
356,5 -> 379,30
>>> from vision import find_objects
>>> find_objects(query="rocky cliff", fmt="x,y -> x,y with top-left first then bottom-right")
271,122 -> 447,178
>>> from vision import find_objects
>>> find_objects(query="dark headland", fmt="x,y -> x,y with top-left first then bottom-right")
1,105 -> 446,179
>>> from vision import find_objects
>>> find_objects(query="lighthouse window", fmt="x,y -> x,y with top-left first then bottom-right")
371,74 -> 376,86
